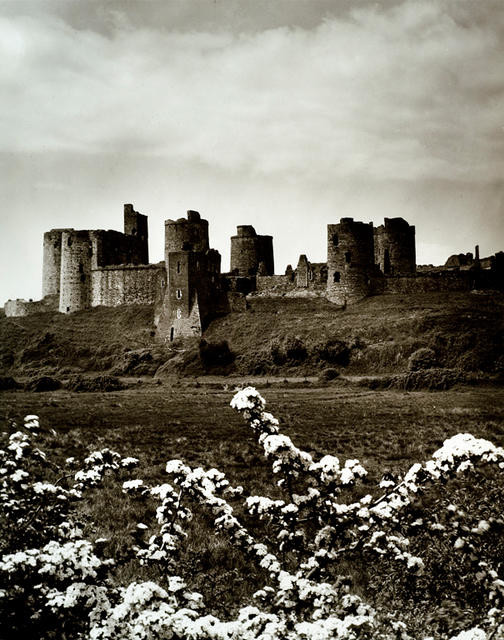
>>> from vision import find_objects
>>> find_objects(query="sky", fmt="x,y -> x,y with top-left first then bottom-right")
1,0 -> 503,303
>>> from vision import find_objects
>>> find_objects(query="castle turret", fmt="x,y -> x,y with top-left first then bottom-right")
374,217 -> 416,275
42,229 -> 71,298
59,230 -> 93,313
230,225 -> 274,276
164,210 -> 209,262
327,218 -> 375,305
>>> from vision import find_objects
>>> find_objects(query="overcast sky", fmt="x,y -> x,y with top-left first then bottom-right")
1,0 -> 503,303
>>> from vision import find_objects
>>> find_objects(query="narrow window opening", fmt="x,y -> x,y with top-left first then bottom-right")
332,233 -> 339,247
176,289 -> 182,299
333,271 -> 341,283
177,261 -> 181,274
66,306 -> 70,312
345,251 -> 352,264
78,262 -> 83,273
80,274 -> 86,283
170,327 -> 174,342
384,249 -> 391,275
67,237 -> 73,247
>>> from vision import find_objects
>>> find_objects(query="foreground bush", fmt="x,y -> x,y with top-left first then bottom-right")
1,392 -> 504,639
408,348 -> 438,372
65,374 -> 125,392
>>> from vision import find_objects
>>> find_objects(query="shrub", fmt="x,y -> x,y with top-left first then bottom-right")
25,375 -> 62,392
319,367 -> 340,382
315,338 -> 350,366
2,393 -> 504,639
199,339 -> 235,370
66,374 -> 125,392
408,347 -> 438,371
284,336 -> 307,362
0,375 -> 21,391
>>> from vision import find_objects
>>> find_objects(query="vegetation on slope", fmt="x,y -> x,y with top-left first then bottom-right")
0,292 -> 502,379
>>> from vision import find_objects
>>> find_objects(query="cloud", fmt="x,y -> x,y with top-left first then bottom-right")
0,0 -> 503,186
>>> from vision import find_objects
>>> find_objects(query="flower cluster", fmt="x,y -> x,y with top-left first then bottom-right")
1,393 -> 504,640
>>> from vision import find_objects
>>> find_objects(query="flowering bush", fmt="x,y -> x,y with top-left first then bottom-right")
1,390 -> 504,639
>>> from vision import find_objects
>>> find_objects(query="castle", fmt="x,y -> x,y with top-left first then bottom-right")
4,205 -> 503,341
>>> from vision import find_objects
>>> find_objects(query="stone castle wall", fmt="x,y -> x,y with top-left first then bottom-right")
91,263 -> 165,307
4,295 -> 58,317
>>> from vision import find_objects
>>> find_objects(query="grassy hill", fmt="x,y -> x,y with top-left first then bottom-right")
0,291 -> 503,379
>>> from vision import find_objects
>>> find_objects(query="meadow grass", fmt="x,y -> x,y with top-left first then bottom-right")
2,382 -> 504,629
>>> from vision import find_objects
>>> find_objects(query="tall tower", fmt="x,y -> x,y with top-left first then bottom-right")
374,217 -> 416,275
59,230 -> 93,313
326,218 -> 375,305
124,203 -> 149,264
42,229 -> 71,298
230,225 -> 274,276
158,210 -> 222,340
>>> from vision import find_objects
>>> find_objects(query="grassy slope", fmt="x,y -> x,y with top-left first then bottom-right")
205,291 -> 504,375
0,291 -> 502,377
0,305 -> 159,375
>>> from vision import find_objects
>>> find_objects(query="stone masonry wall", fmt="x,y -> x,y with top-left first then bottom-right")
91,263 -> 165,307
4,295 -> 58,317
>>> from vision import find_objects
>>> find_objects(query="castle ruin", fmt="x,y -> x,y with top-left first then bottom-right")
4,206 -> 503,340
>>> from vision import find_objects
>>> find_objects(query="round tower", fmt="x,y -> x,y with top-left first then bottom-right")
42,229 -> 71,298
230,225 -> 260,276
326,218 -> 374,305
374,217 -> 416,275
59,230 -> 93,313
164,210 -> 209,264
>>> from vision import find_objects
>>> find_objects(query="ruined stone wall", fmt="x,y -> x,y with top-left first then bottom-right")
257,235 -> 274,275
327,218 -> 375,305
92,229 -> 148,268
5,295 -> 58,317
374,217 -> 416,275
295,256 -> 327,289
123,203 -> 149,263
91,263 -> 165,307
164,210 -> 209,260
255,275 -> 295,295
382,272 -> 475,294
42,229 -> 71,298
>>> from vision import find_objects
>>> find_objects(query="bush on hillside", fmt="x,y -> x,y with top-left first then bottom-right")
318,367 -> 340,382
25,376 -> 62,392
314,338 -> 350,366
360,368 -> 464,392
408,347 -> 438,371
0,375 -> 21,391
199,340 -> 235,370
268,337 -> 307,366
